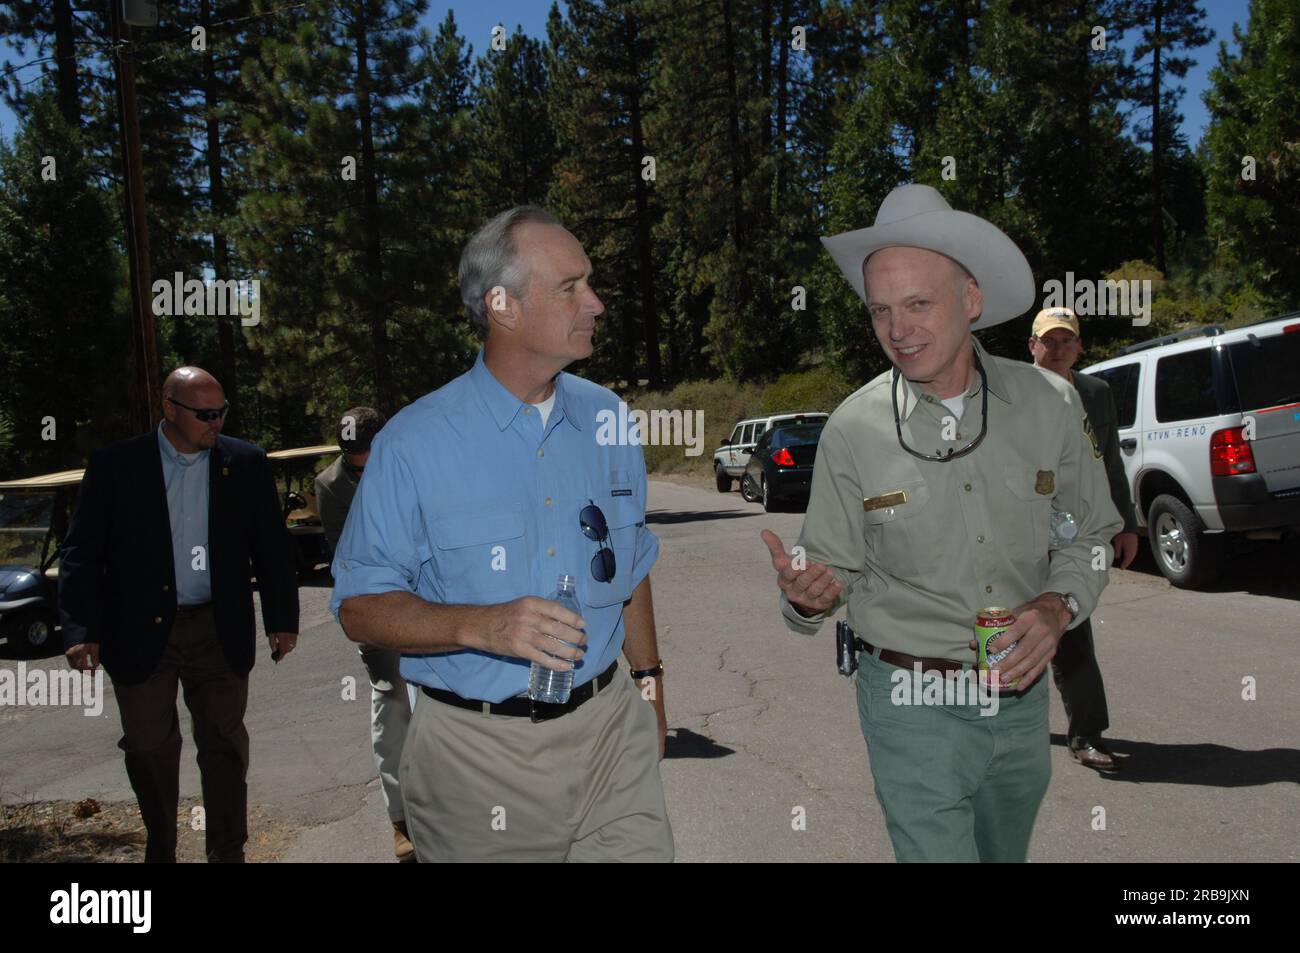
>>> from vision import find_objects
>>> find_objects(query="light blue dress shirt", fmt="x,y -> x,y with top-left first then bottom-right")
330,351 -> 659,703
157,422 -> 212,605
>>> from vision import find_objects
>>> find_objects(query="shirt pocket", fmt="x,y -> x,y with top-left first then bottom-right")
583,494 -> 642,608
428,504 -> 528,604
860,481 -> 931,580
1002,466 -> 1051,559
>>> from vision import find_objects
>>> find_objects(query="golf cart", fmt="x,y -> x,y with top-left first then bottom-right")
0,469 -> 81,654
266,444 -> 340,576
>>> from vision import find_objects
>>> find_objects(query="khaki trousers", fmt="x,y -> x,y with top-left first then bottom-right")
400,666 -> 673,862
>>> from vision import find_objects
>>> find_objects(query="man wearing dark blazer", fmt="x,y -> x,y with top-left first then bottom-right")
1029,308 -> 1139,773
59,366 -> 299,861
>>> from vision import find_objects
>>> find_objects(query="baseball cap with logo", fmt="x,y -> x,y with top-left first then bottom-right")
1032,307 -> 1081,338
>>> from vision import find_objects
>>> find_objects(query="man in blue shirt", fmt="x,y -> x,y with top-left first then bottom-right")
331,206 -> 672,862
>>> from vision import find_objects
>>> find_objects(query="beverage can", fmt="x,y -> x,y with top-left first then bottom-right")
975,607 -> 1017,671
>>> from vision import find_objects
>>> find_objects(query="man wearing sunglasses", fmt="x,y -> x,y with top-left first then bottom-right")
331,206 -> 671,862
59,366 -> 299,862
761,185 -> 1122,862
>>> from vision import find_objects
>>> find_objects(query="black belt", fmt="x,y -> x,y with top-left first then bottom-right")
421,660 -> 619,723
175,602 -> 213,615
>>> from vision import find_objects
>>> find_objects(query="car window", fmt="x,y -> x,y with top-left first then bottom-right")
730,424 -> 744,444
1155,349 -> 1217,423
737,423 -> 751,445
1091,363 -> 1140,428
1227,333 -> 1300,412
754,431 -> 771,451
773,426 -> 824,448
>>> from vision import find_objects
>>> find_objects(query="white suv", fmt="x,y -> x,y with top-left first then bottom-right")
714,412 -> 829,493
1081,313 -> 1300,588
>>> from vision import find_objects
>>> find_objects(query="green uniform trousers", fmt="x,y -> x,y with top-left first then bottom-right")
855,648 -> 1051,862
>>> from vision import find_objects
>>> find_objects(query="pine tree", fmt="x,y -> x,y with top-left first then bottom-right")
1126,0 -> 1212,273
0,92 -> 129,472
1203,0 -> 1300,310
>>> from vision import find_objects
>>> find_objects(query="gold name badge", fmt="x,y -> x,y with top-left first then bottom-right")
863,490 -> 907,511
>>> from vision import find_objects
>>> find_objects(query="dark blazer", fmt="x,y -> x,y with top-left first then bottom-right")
1072,370 -> 1139,534
58,430 -> 299,685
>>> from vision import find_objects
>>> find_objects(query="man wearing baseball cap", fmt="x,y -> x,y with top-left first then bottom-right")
761,184 -> 1122,861
1029,307 -> 1140,773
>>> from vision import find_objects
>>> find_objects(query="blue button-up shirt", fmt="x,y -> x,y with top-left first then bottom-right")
330,351 -> 659,703
157,422 -> 211,605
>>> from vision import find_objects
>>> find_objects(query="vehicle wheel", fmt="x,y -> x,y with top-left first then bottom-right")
740,474 -> 759,503
11,609 -> 54,654
762,476 -> 777,513
1147,494 -> 1225,589
715,465 -> 732,493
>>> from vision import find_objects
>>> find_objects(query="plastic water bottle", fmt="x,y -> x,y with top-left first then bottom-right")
1049,508 -> 1078,550
528,574 -> 582,703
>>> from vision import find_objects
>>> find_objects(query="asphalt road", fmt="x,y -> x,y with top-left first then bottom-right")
2,478 -> 1297,862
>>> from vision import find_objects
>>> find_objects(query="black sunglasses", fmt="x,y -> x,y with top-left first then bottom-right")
167,397 -> 230,423
579,500 -> 616,583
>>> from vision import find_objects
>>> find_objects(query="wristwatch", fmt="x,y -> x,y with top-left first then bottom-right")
1050,592 -> 1080,622
630,661 -> 664,680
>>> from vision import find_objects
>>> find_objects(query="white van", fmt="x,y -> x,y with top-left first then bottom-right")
1081,313 -> 1300,588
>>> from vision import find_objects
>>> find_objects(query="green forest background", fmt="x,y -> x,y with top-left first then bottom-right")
0,0 -> 1296,479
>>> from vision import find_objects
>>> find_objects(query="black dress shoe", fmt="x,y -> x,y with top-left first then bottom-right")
1069,736 -> 1118,772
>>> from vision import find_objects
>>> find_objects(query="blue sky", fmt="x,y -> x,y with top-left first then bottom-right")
0,0 -> 1250,147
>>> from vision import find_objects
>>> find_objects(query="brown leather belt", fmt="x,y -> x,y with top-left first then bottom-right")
860,638 -> 967,675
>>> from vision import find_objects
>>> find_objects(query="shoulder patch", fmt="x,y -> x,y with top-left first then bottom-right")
1082,413 -> 1102,460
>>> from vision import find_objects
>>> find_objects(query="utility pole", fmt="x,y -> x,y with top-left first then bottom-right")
109,1 -> 160,431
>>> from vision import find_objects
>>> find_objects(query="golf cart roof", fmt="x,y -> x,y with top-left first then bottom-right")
0,469 -> 86,490
267,444 -> 341,461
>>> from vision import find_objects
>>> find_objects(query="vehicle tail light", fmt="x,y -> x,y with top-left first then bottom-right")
1210,427 -> 1256,476
772,448 -> 795,467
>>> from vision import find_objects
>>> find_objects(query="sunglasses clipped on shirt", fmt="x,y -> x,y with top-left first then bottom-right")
579,500 -> 616,583
166,397 -> 230,422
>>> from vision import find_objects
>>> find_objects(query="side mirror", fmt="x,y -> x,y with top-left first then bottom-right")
720,438 -> 730,446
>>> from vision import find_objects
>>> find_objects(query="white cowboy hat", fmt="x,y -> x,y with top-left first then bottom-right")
820,184 -> 1034,330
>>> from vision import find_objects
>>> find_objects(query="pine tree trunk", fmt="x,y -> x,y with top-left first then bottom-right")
202,0 -> 239,434
1152,0 -> 1165,272
353,8 -> 394,413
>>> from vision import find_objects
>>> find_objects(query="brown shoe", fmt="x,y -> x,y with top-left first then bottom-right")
393,820 -> 418,863
1069,736 -> 1118,772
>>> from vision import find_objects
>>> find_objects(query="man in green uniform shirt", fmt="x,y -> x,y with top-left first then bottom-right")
761,185 -> 1123,862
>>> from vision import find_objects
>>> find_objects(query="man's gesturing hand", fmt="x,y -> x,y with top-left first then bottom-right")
478,596 -> 587,671
761,529 -> 843,616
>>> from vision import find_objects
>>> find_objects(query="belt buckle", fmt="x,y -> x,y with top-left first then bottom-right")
529,696 -> 572,723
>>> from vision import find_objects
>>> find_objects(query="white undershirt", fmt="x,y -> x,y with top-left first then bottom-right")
531,391 -> 557,428
939,394 -> 966,420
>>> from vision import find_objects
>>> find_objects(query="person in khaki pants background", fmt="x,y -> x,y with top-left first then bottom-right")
315,406 -> 417,862
59,366 -> 299,862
